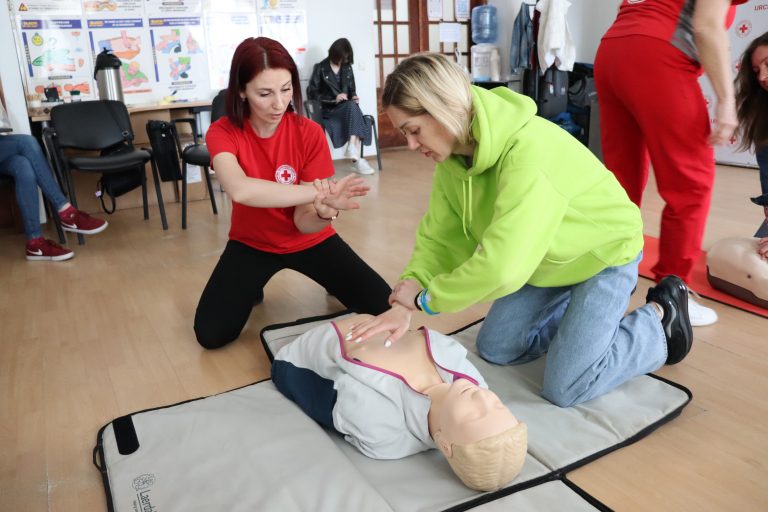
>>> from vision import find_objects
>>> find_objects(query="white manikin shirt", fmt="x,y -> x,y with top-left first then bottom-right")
272,322 -> 487,460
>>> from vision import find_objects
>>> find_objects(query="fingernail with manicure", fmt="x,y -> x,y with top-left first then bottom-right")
354,337 -> 362,344
345,332 -> 353,341
384,339 -> 392,348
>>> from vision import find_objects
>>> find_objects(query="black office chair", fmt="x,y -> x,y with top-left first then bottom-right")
48,100 -> 168,244
170,89 -> 226,229
303,99 -> 382,171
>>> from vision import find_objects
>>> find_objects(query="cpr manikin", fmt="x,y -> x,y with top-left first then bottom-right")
707,237 -> 768,309
272,314 -> 528,491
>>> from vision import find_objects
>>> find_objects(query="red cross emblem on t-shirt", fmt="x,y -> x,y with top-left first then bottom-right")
275,164 -> 298,184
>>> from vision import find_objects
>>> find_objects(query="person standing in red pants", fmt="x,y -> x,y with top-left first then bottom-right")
594,0 -> 748,326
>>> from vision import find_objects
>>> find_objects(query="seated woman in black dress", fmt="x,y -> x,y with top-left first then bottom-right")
307,38 -> 374,175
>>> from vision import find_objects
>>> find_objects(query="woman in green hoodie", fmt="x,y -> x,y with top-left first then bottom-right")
345,53 -> 693,407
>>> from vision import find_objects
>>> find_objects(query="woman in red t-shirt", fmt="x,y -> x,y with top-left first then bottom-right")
195,37 -> 391,349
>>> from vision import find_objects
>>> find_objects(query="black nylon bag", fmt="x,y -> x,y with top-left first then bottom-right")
97,143 -> 143,214
146,120 -> 182,182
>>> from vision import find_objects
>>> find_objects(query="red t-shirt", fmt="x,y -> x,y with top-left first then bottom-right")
603,0 -> 748,62
206,112 -> 336,253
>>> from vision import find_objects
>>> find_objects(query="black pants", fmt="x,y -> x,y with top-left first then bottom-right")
194,235 -> 391,349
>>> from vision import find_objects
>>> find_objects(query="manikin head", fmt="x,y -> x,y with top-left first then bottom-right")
382,53 -> 475,163
428,378 -> 527,491
224,37 -> 303,129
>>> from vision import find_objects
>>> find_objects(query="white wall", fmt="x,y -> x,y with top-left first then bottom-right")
0,7 -> 31,134
305,0 -> 377,160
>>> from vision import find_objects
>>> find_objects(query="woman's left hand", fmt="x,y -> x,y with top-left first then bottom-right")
388,279 -> 421,309
315,174 -> 370,211
352,95 -> 359,104
345,303 -> 413,346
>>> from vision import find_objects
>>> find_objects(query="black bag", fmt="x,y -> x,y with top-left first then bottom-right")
146,120 -> 182,182
97,142 -> 144,214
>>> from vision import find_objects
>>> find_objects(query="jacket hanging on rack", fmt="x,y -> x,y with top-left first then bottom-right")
510,2 -> 534,73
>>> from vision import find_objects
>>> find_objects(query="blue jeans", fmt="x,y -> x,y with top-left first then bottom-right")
0,134 -> 68,239
476,252 -> 666,407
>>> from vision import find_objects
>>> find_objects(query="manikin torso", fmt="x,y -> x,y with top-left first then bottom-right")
336,315 -> 444,393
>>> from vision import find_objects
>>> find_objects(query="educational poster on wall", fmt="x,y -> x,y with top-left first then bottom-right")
258,10 -> 308,77
144,0 -> 201,17
17,18 -> 95,100
259,0 -> 305,10
149,17 -> 211,101
700,3 -> 768,167
206,0 -> 256,12
83,0 -> 143,16
11,0 -> 82,16
87,18 -> 155,104
205,12 -> 258,90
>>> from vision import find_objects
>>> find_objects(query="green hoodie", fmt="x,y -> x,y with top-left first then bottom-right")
402,86 -> 643,313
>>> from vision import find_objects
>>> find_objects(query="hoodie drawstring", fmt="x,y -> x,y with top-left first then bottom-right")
460,177 -> 473,240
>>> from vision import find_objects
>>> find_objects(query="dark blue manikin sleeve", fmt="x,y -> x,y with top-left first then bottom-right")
272,360 -> 338,430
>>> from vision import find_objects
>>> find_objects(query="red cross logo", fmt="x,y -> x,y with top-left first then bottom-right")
275,164 -> 297,184
729,135 -> 737,145
736,20 -> 752,37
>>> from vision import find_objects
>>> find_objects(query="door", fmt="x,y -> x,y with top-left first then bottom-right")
373,0 -> 479,148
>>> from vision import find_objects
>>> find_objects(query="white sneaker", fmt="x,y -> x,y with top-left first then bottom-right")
352,158 -> 374,175
687,290 -> 718,326
344,144 -> 357,159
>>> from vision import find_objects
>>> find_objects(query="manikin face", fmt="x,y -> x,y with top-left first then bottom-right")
752,44 -> 768,92
241,68 -> 293,133
386,106 -> 459,163
433,379 -> 519,449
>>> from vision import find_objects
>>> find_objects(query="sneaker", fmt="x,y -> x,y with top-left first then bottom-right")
687,290 -> 718,326
645,276 -> 693,365
25,237 -> 74,261
59,206 -> 108,235
352,158 -> 374,175
344,144 -> 357,159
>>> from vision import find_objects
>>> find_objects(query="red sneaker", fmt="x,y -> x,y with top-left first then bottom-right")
59,206 -> 108,235
25,237 -> 74,261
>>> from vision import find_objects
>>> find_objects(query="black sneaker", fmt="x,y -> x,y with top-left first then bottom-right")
645,276 -> 693,365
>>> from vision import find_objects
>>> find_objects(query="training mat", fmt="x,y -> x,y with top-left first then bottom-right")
94,313 -> 691,512
639,234 -> 768,318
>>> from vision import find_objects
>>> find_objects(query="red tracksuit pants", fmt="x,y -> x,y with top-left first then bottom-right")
595,35 -> 715,284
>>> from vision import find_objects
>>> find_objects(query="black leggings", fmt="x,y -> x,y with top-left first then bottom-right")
194,236 -> 391,349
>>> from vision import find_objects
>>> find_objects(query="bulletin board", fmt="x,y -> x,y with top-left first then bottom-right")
7,0 -> 308,107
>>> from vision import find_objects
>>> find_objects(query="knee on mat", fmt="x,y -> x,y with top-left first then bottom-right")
541,384 -> 582,408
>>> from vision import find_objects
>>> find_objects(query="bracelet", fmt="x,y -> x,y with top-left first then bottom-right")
317,209 -> 339,221
416,289 -> 438,316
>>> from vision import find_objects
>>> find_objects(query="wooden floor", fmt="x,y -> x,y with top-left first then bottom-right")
1,149 -> 766,511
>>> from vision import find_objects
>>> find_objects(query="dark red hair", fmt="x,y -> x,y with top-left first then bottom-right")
225,37 -> 303,128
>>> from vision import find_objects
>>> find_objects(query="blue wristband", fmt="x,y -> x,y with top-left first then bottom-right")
418,289 -> 438,316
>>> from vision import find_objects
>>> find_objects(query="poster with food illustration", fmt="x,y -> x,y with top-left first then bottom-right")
204,12 -> 257,90
83,0 -> 144,16
87,18 -> 154,104
144,0 -> 201,17
11,0 -> 82,16
18,18 -> 95,100
149,17 -> 210,101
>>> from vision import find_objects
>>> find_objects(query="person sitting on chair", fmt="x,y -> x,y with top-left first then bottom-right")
307,38 -> 375,175
272,314 -> 528,492
0,132 -> 107,261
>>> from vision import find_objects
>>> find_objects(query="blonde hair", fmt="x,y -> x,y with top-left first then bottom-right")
381,52 -> 474,146
442,422 -> 528,492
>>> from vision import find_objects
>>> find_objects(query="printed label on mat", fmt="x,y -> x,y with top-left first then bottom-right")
131,473 -> 157,511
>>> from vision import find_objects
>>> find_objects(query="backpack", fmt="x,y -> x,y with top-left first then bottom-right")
96,142 -> 144,214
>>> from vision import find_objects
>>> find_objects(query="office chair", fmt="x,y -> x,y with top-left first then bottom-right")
168,89 -> 226,229
303,99 -> 382,171
48,100 -> 168,244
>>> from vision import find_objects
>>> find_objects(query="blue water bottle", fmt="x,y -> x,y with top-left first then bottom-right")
471,5 -> 498,44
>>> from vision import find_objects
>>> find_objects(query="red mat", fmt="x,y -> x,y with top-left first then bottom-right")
639,235 -> 768,318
